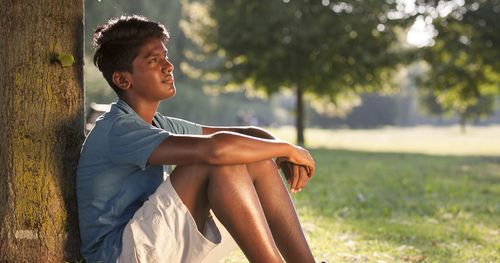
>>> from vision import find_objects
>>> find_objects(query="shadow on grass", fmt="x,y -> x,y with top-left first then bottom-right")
295,148 -> 500,261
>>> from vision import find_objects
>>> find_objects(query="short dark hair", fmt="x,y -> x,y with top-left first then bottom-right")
93,15 -> 169,94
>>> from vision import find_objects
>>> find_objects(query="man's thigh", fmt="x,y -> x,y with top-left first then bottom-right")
169,164 -> 212,229
169,163 -> 250,228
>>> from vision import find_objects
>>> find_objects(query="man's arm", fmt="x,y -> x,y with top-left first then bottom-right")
201,125 -> 313,192
148,131 -> 315,177
202,125 -> 275,139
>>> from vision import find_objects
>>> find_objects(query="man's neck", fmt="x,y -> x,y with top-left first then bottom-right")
121,96 -> 159,124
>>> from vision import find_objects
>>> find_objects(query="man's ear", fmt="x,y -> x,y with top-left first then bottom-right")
112,71 -> 132,91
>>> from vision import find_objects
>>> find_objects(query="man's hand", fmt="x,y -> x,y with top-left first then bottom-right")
282,145 -> 315,178
276,157 -> 314,193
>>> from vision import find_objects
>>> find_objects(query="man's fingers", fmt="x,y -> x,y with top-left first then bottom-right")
275,157 -> 286,167
308,163 -> 315,178
296,166 -> 308,190
285,163 -> 293,187
292,164 -> 300,192
296,146 -> 315,178
283,163 -> 294,189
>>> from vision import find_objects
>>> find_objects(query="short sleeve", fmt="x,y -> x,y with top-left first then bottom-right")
163,116 -> 202,135
108,117 -> 170,170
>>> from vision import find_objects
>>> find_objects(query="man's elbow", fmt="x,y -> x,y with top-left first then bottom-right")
203,133 -> 229,165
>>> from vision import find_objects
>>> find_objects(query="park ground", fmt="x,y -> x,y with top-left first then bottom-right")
223,125 -> 500,262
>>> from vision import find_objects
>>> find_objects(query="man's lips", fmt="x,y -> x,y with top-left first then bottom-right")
162,75 -> 174,83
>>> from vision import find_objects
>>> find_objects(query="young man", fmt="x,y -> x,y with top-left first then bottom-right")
77,15 -> 316,263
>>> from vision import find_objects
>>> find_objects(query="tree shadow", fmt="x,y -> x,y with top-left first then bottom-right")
51,111 -> 85,261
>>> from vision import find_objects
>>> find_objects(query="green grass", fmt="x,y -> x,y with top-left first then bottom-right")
223,126 -> 500,262
298,149 -> 499,262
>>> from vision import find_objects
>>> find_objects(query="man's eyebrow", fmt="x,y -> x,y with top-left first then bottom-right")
143,48 -> 168,58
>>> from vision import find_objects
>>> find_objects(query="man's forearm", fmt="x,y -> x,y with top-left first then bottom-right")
230,126 -> 277,140
149,130 -> 315,175
206,131 -> 288,165
202,125 -> 277,140
151,131 -> 294,166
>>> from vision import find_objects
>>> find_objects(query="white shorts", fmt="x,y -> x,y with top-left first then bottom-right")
117,177 -> 222,263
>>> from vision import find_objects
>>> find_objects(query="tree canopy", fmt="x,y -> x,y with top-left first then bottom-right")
184,0 -> 412,144
416,0 -> 500,130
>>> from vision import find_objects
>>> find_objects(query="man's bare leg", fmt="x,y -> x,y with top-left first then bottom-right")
169,164 -> 282,262
247,160 -> 315,263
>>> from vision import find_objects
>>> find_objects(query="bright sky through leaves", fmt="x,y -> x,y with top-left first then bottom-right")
401,0 -> 464,47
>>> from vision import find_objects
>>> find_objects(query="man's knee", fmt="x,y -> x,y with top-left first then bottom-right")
169,163 -> 216,192
209,164 -> 248,178
175,161 -> 276,183
249,159 -> 277,170
246,159 -> 279,180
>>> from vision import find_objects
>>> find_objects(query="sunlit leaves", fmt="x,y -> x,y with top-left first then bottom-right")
417,0 -> 500,126
185,0 -> 409,98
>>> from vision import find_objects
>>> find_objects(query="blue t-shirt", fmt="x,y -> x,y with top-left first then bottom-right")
76,99 -> 202,263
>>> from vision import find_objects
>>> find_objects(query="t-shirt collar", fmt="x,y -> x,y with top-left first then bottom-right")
115,98 -> 136,115
114,98 -> 161,127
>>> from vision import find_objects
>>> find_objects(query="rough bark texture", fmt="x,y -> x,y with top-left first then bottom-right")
0,0 -> 84,261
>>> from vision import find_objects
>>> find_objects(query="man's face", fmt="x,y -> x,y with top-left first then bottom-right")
127,37 -> 175,101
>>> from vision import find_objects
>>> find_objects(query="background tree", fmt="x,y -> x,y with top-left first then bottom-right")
183,0 -> 411,144
0,1 -> 83,261
416,0 -> 500,132
418,88 -> 447,121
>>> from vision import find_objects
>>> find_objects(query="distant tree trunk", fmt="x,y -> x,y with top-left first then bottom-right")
0,1 -> 84,261
296,84 -> 305,146
459,113 -> 467,133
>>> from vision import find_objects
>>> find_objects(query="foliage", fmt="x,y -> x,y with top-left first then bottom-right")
190,0 -> 410,95
418,86 -> 448,118
83,0 -> 500,130
416,0 -> 500,130
52,53 -> 76,67
183,0 -> 411,143
84,0 -> 291,127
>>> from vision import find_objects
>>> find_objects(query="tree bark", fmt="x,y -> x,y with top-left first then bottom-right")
0,1 -> 84,261
296,84 -> 305,146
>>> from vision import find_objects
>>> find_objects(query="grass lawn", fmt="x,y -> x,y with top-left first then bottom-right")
223,126 -> 500,262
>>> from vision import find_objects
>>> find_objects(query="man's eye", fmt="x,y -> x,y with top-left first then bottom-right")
149,58 -> 158,63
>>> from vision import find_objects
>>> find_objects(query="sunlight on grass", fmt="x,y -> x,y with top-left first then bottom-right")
295,149 -> 500,262
222,127 -> 500,262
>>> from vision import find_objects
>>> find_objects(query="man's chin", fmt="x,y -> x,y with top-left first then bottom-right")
164,86 -> 176,99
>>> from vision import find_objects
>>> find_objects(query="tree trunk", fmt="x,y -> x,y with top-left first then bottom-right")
296,84 -> 305,146
459,113 -> 467,133
0,1 -> 84,261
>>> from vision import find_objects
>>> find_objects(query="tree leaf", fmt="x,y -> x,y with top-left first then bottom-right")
57,53 -> 75,67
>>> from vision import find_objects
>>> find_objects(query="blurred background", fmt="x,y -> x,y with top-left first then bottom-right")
84,0 -> 499,261
85,0 -> 500,141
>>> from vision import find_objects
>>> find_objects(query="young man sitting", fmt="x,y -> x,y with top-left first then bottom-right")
77,15 -> 316,263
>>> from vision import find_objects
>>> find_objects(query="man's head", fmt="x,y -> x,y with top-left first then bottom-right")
93,15 -> 170,95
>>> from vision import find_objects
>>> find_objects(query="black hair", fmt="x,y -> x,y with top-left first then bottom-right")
92,15 -> 169,94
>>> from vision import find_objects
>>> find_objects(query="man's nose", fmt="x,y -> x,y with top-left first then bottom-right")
161,59 -> 174,72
